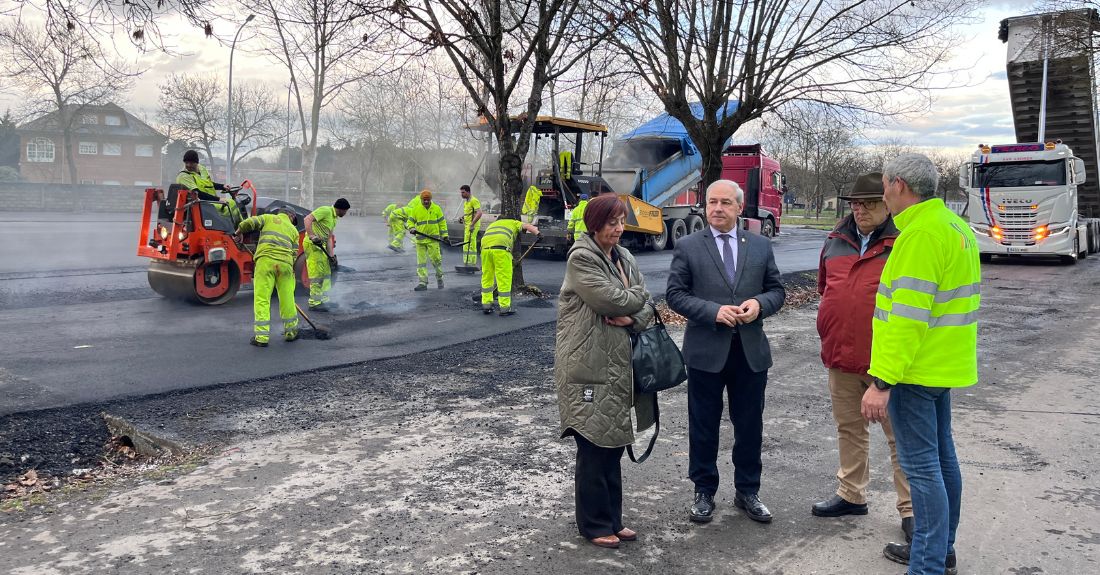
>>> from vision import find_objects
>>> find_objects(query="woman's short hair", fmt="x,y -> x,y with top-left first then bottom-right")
583,193 -> 627,234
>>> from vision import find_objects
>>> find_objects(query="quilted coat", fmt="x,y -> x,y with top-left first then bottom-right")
555,233 -> 656,448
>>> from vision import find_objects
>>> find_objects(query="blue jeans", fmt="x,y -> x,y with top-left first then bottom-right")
888,384 -> 962,575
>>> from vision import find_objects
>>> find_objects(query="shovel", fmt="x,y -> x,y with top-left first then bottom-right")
295,303 -> 331,340
411,230 -> 469,247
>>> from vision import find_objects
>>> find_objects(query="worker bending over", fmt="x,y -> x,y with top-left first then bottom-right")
460,184 -> 483,269
177,149 -> 243,226
382,202 -> 397,223
235,207 -> 300,347
388,205 -> 412,253
303,198 -> 350,312
480,218 -> 539,316
408,189 -> 449,291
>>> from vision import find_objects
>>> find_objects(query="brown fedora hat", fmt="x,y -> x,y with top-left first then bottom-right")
839,172 -> 884,201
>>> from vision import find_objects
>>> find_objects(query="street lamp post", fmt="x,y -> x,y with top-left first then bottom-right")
285,81 -> 292,202
225,14 -> 255,187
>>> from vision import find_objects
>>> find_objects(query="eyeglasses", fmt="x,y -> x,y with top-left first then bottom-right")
848,200 -> 882,210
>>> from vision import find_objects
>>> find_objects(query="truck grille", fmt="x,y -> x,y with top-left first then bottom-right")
996,205 -> 1037,244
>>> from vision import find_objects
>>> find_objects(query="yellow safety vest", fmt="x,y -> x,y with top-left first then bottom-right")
237,213 -> 299,264
868,199 -> 981,387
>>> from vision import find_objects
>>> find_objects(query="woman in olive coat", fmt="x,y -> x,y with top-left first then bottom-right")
554,194 -> 656,549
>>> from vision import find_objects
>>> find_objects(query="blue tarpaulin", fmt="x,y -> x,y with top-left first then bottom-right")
620,101 -> 740,140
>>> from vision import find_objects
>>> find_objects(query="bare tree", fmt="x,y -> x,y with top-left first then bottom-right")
157,73 -> 224,164
229,81 -> 287,166
251,0 -> 392,207
0,22 -> 136,184
388,0 -> 616,284
4,0 -> 214,48
607,0 -> 975,190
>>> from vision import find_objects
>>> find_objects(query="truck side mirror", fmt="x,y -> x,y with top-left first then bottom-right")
1073,158 -> 1087,184
681,138 -> 696,156
958,163 -> 970,188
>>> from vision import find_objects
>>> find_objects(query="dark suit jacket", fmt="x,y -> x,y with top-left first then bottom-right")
666,222 -> 786,374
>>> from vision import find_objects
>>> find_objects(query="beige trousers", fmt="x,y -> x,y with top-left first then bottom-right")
828,368 -> 913,517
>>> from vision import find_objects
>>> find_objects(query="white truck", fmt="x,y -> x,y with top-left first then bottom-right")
962,142 -> 1098,263
960,10 -> 1100,263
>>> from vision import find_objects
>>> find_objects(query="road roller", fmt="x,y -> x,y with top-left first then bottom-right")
137,182 -> 333,305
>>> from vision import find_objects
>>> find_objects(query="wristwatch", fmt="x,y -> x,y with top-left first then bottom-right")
872,377 -> 893,391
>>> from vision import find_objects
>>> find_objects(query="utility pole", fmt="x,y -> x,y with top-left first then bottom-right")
225,14 -> 255,186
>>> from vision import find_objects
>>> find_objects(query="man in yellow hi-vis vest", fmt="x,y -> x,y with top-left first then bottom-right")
567,193 -> 589,241
408,189 -> 448,290
459,184 -> 483,269
235,207 -> 300,347
862,153 -> 980,575
479,218 -> 539,316
303,198 -> 350,312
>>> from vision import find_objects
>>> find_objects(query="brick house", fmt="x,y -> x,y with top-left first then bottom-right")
17,103 -> 165,186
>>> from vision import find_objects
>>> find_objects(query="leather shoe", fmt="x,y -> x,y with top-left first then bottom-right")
902,516 -> 914,543
689,492 -> 715,523
616,528 -> 637,541
589,534 -> 620,549
883,542 -> 957,575
811,494 -> 868,517
735,491 -> 773,523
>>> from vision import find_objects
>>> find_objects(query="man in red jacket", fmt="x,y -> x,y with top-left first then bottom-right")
812,172 -> 914,544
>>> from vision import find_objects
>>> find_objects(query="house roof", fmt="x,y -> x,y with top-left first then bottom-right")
17,103 -> 165,140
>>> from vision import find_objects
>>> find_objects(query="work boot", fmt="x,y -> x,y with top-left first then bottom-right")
883,542 -> 958,575
499,307 -> 514,316
902,516 -> 914,543
414,284 -> 427,292
482,305 -> 493,314
437,278 -> 445,289
284,331 -> 299,343
387,245 -> 401,253
249,337 -> 268,348
310,304 -> 330,313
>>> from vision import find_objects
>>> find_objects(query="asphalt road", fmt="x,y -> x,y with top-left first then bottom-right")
0,212 -> 827,416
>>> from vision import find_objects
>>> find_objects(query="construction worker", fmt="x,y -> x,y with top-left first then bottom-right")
521,184 -> 542,223
234,207 -> 299,347
460,184 -> 483,269
177,149 -> 243,226
408,189 -> 448,291
382,202 -> 397,223
303,198 -> 350,312
387,205 -> 412,253
480,218 -> 539,316
567,193 -> 589,241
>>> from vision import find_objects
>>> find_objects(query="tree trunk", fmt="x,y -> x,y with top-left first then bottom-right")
499,138 -> 526,287
299,143 -> 317,207
63,127 -> 77,185
697,138 -> 726,197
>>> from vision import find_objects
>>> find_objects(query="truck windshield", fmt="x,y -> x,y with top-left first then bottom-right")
973,160 -> 1066,188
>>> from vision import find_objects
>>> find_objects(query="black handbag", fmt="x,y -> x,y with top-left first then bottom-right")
631,302 -> 687,394
627,302 -> 687,463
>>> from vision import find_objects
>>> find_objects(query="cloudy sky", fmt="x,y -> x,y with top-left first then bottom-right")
0,1 -> 1054,154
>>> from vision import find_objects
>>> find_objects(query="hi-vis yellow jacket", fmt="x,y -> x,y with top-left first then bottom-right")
868,198 -> 981,388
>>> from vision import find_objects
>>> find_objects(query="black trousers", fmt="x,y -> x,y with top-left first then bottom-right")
573,433 -> 625,538
687,333 -> 769,496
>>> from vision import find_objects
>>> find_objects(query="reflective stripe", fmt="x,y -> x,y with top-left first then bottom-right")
417,264 -> 427,269
261,230 -> 297,245
880,278 -> 981,303
481,288 -> 494,294
889,303 -> 932,323
499,292 -> 511,298
934,282 -> 981,303
930,311 -> 979,328
254,321 -> 271,326
874,308 -> 889,322
258,239 -> 295,249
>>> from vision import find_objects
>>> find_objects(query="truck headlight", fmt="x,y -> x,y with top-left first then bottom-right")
968,223 -> 989,234
158,225 -> 169,240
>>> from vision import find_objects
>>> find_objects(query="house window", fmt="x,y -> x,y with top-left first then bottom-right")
80,179 -> 95,185
135,144 -> 154,157
134,181 -> 154,186
81,114 -> 98,125
26,138 -> 55,162
103,143 -> 122,156
79,142 -> 98,155
104,115 -> 122,126
101,180 -> 121,186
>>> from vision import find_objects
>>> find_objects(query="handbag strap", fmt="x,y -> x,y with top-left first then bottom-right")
627,397 -> 659,463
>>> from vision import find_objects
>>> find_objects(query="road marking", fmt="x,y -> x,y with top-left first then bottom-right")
73,345 -> 93,349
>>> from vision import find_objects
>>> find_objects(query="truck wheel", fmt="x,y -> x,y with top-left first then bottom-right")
761,217 -> 776,238
648,221 -> 669,251
684,214 -> 705,235
669,218 -> 688,248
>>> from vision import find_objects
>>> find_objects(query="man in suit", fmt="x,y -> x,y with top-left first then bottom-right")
667,179 -> 786,524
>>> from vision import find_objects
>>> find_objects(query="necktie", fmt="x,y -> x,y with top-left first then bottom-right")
718,233 -> 736,284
